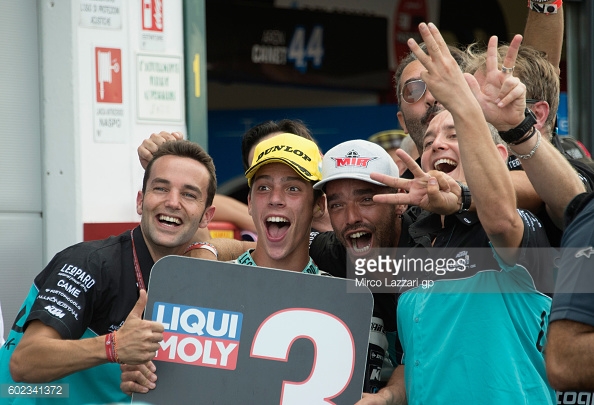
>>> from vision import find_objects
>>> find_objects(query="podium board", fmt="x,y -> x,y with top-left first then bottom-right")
134,256 -> 374,404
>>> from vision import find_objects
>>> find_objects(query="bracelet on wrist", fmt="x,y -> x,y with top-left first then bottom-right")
184,241 -> 218,259
508,130 -> 542,160
113,330 -> 121,364
105,332 -> 117,363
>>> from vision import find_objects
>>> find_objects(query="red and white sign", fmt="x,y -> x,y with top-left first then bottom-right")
95,47 -> 122,103
142,0 -> 163,32
393,0 -> 428,65
93,46 -> 127,143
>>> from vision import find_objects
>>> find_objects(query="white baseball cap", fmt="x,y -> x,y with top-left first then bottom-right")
313,139 -> 399,190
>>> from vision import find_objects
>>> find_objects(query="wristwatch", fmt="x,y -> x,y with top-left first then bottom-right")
456,181 -> 472,213
498,108 -> 537,144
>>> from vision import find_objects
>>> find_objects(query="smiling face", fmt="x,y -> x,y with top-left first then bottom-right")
325,179 -> 400,259
420,110 -> 464,182
248,162 -> 318,271
397,60 -> 444,153
137,155 -> 215,261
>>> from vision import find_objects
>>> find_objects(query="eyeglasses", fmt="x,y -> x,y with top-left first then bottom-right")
400,80 -> 541,105
400,80 -> 427,104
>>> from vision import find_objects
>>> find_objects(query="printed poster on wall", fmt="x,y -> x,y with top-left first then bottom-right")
136,54 -> 184,122
93,46 -> 129,143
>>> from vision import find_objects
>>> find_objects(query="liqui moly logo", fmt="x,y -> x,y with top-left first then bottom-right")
331,150 -> 378,168
153,302 -> 243,370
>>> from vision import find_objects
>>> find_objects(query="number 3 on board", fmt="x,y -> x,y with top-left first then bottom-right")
250,308 -> 355,405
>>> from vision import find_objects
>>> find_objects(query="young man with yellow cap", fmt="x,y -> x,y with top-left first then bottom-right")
119,133 -> 329,395
238,132 -> 327,274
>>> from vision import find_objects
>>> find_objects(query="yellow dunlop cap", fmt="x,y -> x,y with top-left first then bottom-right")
245,133 -> 322,187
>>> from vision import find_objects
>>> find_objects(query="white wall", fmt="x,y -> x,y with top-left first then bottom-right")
0,0 -> 43,342
75,1 -> 187,225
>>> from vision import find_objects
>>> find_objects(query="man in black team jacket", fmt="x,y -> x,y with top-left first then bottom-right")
1,140 -> 216,405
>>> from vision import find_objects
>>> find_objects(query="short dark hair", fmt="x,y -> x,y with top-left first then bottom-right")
142,140 -> 217,208
241,119 -> 315,171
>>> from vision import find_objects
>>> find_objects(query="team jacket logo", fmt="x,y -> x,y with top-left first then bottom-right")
331,150 -> 377,168
153,302 -> 243,370
575,247 -> 594,259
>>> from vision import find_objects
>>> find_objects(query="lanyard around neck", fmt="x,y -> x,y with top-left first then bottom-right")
130,229 -> 146,291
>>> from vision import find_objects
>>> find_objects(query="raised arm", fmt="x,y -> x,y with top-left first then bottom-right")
410,24 -> 524,259
523,6 -> 563,73
474,35 -> 585,228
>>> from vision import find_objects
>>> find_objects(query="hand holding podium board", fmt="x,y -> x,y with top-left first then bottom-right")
134,256 -> 374,404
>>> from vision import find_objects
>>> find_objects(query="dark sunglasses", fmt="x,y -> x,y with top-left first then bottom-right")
400,80 -> 427,104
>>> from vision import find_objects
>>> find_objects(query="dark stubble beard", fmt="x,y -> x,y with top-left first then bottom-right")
403,104 -> 443,153
340,208 -> 400,261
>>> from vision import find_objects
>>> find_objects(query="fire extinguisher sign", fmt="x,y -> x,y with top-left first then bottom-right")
93,46 -> 128,143
141,0 -> 165,52
142,0 -> 163,32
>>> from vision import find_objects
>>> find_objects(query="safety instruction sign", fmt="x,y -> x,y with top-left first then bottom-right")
79,0 -> 122,29
93,46 -> 128,143
140,0 -> 165,51
136,54 -> 184,122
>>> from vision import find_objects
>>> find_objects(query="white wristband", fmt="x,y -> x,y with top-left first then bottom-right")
184,242 -> 218,259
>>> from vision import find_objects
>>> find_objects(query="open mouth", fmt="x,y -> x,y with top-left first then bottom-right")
266,216 -> 291,239
349,231 -> 372,254
433,158 -> 458,173
158,214 -> 181,226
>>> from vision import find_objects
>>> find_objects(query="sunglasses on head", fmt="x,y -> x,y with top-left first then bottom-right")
400,79 -> 427,104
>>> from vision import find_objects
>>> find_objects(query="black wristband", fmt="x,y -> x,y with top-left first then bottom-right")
456,181 -> 472,213
499,108 -> 537,144
509,126 -> 537,146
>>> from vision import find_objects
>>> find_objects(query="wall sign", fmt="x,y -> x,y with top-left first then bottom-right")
93,46 -> 128,143
140,0 -> 165,51
136,54 -> 183,122
79,0 -> 123,29
205,1 -> 390,91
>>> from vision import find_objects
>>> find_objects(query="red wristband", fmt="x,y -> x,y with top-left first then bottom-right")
105,332 -> 117,363
184,242 -> 218,258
